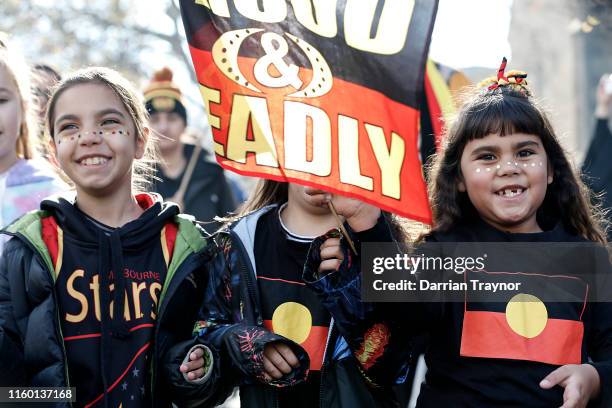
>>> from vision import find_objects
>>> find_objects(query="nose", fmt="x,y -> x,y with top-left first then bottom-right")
153,118 -> 168,135
79,129 -> 103,146
497,160 -> 521,176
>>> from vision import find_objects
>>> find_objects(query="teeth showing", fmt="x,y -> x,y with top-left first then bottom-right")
80,157 -> 108,166
497,188 -> 525,197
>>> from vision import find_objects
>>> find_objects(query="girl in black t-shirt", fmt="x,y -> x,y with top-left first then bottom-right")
312,59 -> 612,408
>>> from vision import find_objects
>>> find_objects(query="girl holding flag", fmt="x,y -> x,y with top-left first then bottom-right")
178,179 -> 409,407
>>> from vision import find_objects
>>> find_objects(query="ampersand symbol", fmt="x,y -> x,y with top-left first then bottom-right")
253,32 -> 303,90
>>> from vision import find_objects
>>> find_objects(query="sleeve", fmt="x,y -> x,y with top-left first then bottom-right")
303,214 -> 421,387
0,241 -> 27,386
197,235 -> 309,385
582,119 -> 612,181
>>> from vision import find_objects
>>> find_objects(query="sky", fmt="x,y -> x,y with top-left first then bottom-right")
429,0 -> 514,69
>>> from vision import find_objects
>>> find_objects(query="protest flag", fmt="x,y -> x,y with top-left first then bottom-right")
179,0 -> 438,222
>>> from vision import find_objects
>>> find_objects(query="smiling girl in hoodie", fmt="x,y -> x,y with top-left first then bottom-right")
0,67 -> 215,407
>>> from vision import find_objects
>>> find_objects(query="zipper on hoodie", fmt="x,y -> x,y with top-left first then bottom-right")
230,230 -> 263,325
9,231 -> 73,407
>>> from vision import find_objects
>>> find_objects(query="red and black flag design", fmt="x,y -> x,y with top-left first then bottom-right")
460,269 -> 588,366
258,275 -> 330,371
179,0 -> 438,222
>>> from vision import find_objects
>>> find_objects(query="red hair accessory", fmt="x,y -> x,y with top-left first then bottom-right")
477,57 -> 530,96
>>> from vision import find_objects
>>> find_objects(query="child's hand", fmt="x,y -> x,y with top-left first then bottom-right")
319,237 -> 344,275
303,187 -> 380,232
262,341 -> 300,382
539,364 -> 601,408
179,347 -> 207,381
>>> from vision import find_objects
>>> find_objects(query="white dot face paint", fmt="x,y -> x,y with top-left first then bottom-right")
458,132 -> 552,234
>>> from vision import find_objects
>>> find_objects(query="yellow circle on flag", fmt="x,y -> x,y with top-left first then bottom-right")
505,293 -> 548,338
272,302 -> 312,344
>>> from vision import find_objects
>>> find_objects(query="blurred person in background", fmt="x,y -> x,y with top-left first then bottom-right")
31,63 -> 62,165
182,126 -> 247,205
145,67 -> 237,233
0,34 -> 66,252
582,73 -> 612,238
32,63 -> 62,122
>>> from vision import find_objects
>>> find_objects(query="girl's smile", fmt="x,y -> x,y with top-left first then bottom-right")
459,132 -> 553,233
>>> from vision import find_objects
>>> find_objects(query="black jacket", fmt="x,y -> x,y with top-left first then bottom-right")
582,118 -> 612,239
0,195 -> 215,407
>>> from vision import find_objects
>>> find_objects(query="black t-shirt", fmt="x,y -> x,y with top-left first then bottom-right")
411,219 -> 612,407
254,205 -> 331,408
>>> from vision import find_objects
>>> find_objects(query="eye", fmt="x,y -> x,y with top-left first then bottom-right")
101,118 -> 120,126
517,149 -> 535,158
0,97 -> 8,104
58,123 -> 78,132
476,153 -> 496,161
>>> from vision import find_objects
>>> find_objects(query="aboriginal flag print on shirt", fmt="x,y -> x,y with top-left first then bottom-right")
42,194 -> 178,407
460,269 -> 588,366
254,206 -> 330,372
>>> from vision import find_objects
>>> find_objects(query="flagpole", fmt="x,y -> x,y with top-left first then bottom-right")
327,202 -> 358,255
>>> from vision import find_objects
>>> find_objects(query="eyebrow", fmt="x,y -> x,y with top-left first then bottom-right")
470,140 -> 542,156
54,114 -> 80,125
97,108 -> 126,118
54,109 -> 126,126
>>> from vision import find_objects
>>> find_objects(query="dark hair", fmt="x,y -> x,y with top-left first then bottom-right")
427,86 -> 608,243
33,64 -> 62,82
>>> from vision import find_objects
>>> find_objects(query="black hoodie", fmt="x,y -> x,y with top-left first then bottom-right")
43,193 -> 179,407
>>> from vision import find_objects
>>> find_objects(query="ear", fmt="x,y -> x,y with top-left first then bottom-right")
547,162 -> 554,185
135,126 -> 148,160
458,179 -> 466,192
49,138 -> 57,157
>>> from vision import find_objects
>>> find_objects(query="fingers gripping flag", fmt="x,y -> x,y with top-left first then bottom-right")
179,0 -> 438,222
